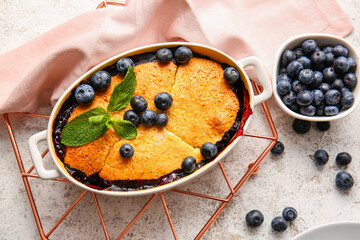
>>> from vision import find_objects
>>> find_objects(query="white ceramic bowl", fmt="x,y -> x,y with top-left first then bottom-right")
28,42 -> 272,197
273,33 -> 360,121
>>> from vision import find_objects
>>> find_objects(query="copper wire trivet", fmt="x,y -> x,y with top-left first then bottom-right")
3,2 -> 278,239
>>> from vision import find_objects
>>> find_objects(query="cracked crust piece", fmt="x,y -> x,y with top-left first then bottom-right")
99,126 -> 203,180
166,57 -> 240,148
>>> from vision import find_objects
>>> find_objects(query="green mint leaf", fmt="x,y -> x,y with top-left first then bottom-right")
111,118 -> 137,139
107,66 -> 137,113
61,107 -> 110,146
89,114 -> 105,125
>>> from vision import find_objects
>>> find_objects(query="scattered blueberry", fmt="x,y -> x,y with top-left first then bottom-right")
282,91 -> 296,105
324,89 -> 341,105
287,60 -> 304,77
298,69 -> 314,85
343,73 -> 357,89
282,50 -> 296,66
123,110 -> 140,126
154,92 -> 173,110
313,149 -> 329,165
292,119 -> 311,134
310,51 -> 326,66
224,67 -> 240,84
246,210 -> 264,228
74,84 -> 95,105
334,56 -> 350,73
336,152 -> 352,166
296,90 -> 313,106
116,58 -> 134,75
200,142 -> 218,160
156,113 -> 169,127
156,48 -> 173,63
333,45 -> 348,57
341,90 -> 354,108
331,79 -> 344,91
322,67 -> 337,83
302,39 -> 317,55
90,70 -> 111,91
347,57 -> 356,72
282,207 -> 297,222
312,89 -> 324,106
271,141 -> 284,155
319,83 -> 331,94
130,95 -> 148,112
316,121 -> 330,131
324,105 -> 339,116
181,156 -> 197,173
174,46 -> 193,64
297,56 -> 312,69
277,80 -> 291,96
335,171 -> 354,190
291,80 -> 306,94
120,144 -> 134,158
271,217 -> 288,232
300,105 -> 316,116
141,110 -> 157,126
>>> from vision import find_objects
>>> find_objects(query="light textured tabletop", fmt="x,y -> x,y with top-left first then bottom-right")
1,1 -> 360,239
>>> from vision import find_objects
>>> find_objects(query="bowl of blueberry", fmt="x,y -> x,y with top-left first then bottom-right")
273,33 -> 359,121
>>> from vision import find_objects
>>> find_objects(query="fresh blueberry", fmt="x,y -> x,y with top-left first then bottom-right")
288,103 -> 300,113
302,39 -> 317,55
141,110 -> 157,126
271,141 -> 284,155
335,171 -> 354,190
296,90 -> 313,106
116,58 -> 134,75
282,91 -> 296,105
277,80 -> 291,96
340,87 -> 351,94
181,156 -> 197,173
120,144 -> 134,158
324,89 -> 341,105
308,71 -> 323,88
316,102 -> 326,116
324,52 -> 335,66
287,60 -> 304,77
343,73 -> 357,89
310,51 -> 326,66
123,110 -> 140,126
313,149 -> 329,165
300,105 -> 316,116
74,84 -> 95,105
271,217 -> 288,232
224,67 -> 240,84
297,56 -> 312,69
282,207 -> 297,222
334,56 -> 350,73
292,80 -> 306,94
316,121 -> 330,131
323,46 -> 334,54
333,45 -> 348,57
331,79 -> 344,91
322,67 -> 338,83
294,48 -> 304,58
245,210 -> 264,228
281,50 -> 296,66
200,142 -> 218,160
336,152 -> 352,166
174,46 -> 193,64
130,95 -> 148,112
279,67 -> 287,74
156,113 -> 168,127
324,106 -> 339,116
312,89 -> 324,106
340,90 -> 354,108
156,48 -> 173,63
298,69 -> 314,85
90,70 -> 111,91
319,83 -> 331,94
277,73 -> 292,83
347,57 -> 356,72
154,92 -> 173,110
292,119 -> 311,134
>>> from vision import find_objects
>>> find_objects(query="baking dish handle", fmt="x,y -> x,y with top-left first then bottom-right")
28,130 -> 61,179
238,56 -> 273,106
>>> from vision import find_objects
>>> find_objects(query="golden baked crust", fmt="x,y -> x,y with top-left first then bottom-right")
99,126 -> 202,180
166,58 -> 239,148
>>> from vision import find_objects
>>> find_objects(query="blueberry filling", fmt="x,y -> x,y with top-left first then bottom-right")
53,51 -> 250,191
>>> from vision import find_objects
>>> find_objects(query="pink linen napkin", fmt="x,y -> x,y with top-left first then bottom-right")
0,0 -> 353,114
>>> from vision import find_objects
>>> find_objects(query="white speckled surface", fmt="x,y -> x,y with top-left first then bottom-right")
1,1 -> 360,239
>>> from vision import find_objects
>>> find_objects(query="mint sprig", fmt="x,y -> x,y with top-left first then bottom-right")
60,67 -> 138,147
